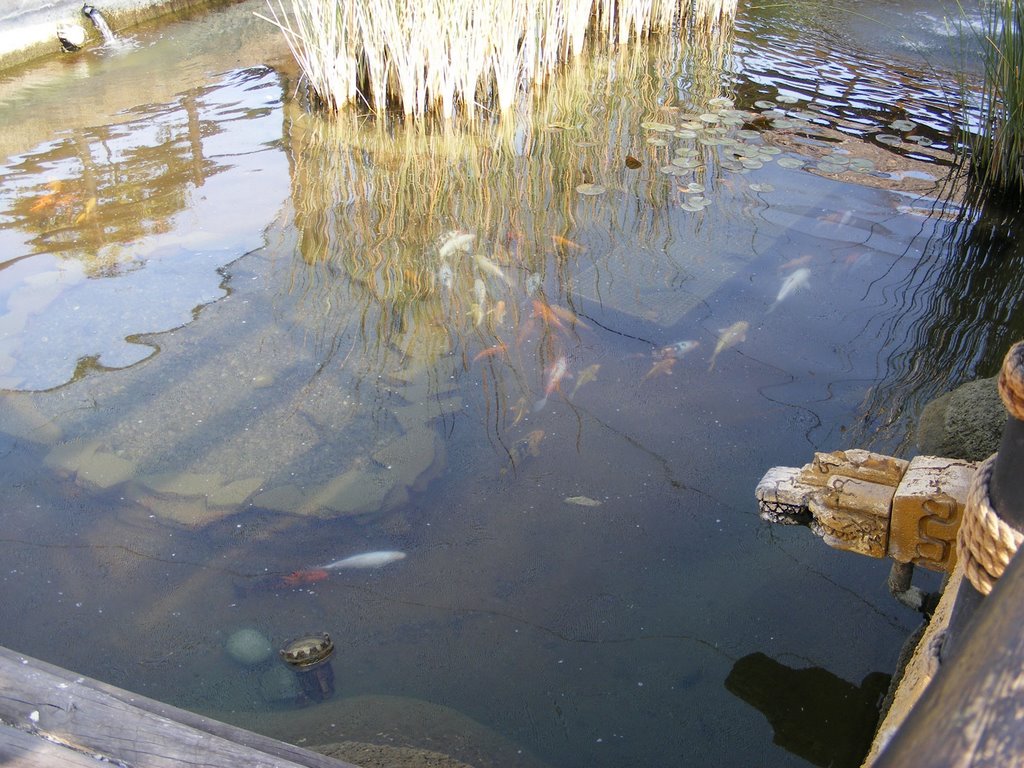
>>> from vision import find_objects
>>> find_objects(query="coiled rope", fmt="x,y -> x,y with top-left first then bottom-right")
957,341 -> 1024,595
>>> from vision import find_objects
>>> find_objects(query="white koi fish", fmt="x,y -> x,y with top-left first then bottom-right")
654,340 -> 700,360
768,267 -> 810,312
321,551 -> 407,570
438,231 -> 476,259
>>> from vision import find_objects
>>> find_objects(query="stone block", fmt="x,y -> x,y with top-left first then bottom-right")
889,456 -> 977,572
808,476 -> 894,558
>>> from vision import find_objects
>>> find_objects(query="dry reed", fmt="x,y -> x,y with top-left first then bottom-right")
261,0 -> 738,119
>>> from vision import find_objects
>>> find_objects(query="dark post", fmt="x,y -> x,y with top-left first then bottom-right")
942,341 -> 1024,662
873,341 -> 1024,766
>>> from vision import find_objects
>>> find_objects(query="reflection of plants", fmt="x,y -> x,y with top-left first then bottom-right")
958,0 -> 1024,197
282,24 -> 738,440
262,0 -> 738,118
5,93 -> 215,274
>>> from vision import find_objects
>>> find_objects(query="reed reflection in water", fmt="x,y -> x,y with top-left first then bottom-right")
282,27 -> 736,439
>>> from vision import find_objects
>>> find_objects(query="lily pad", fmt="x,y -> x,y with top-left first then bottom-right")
754,100 -> 777,110
876,133 -> 903,146
749,183 -> 774,193
777,156 -> 805,169
890,119 -> 917,132
576,183 -> 607,196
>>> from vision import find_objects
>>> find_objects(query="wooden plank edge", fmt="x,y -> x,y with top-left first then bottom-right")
0,645 -> 359,768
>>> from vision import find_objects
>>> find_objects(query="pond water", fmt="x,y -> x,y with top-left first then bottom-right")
0,1 -> 1015,767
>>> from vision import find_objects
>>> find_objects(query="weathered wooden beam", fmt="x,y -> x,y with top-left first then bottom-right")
0,645 -> 359,768
1,721 -> 111,767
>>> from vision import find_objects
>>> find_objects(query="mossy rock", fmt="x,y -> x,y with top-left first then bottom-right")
917,376 -> 1006,461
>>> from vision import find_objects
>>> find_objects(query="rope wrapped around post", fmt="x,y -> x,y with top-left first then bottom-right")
956,341 -> 1024,595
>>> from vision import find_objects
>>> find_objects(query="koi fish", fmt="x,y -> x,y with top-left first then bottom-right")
547,303 -> 590,330
551,234 -> 585,252
282,568 -> 330,587
474,252 -> 512,287
493,299 -> 507,325
471,278 -> 487,326
321,551 -> 407,570
74,196 -> 97,225
570,363 -> 600,397
645,356 -> 676,379
534,355 -> 569,411
473,342 -> 508,363
708,321 -> 749,371
777,254 -> 813,272
501,429 -> 545,475
439,231 -> 475,259
654,340 -> 699,360
768,267 -> 810,312
533,300 -> 570,335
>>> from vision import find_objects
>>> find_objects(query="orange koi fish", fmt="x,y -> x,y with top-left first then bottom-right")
281,568 -> 330,587
551,234 -> 585,252
547,303 -> 590,330
777,254 -> 813,271
533,300 -> 570,335
473,342 -> 508,363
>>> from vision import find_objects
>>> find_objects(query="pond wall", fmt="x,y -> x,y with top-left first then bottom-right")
0,0 -> 240,71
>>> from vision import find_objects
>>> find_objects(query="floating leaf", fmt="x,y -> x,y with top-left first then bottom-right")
576,183 -> 607,195
699,113 -> 720,123
625,155 -> 642,169
565,495 -> 602,507
736,129 -> 761,140
890,119 -> 917,132
776,94 -> 800,104
876,133 -> 903,146
675,129 -> 698,139
646,137 -> 669,146
708,96 -> 734,108
749,183 -> 774,193
777,157 -> 805,169
754,100 -> 777,110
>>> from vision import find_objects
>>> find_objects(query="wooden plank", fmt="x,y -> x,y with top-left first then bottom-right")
0,645 -> 359,768
1,722 -> 108,767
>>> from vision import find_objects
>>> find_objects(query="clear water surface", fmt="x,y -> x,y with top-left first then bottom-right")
0,2 -> 1015,767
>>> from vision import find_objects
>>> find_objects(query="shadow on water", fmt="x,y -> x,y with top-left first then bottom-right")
726,652 -> 890,768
